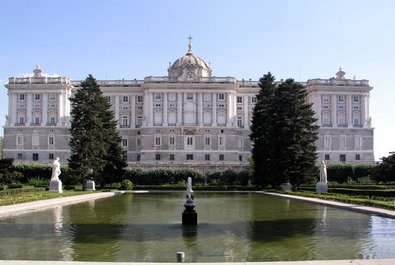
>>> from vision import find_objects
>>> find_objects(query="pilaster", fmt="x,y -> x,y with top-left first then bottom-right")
163,92 -> 168,126
331,94 -> 337,127
26,93 -> 32,125
42,93 -> 48,125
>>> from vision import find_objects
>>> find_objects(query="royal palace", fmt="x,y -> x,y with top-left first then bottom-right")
3,41 -> 374,170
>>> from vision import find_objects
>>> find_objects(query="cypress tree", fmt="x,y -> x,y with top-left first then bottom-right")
250,73 -> 319,189
68,75 -> 126,186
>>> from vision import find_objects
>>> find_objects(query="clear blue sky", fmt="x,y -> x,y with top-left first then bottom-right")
1,0 -> 394,160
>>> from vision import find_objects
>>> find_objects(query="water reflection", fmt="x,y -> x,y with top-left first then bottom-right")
0,192 -> 394,262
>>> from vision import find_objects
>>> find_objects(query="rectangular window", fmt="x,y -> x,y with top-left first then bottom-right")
205,154 -> 210,161
352,95 -> 360,103
187,137 -> 193,145
16,135 -> 23,145
49,94 -> 56,101
136,138 -> 141,146
355,154 -> 361,160
123,154 -> 128,160
324,154 -> 330,160
48,136 -> 54,145
34,117 -> 40,124
322,95 -> 330,103
105,96 -> 111,102
186,154 -> 193,160
237,117 -> 243,128
338,95 -> 345,103
17,153 -> 23,159
19,117 -> 24,124
169,137 -> 175,146
137,154 -> 141,161
205,137 -> 210,146
34,94 -> 41,101
136,116 -> 142,127
155,137 -> 161,146
187,93 -> 193,100
239,155 -> 242,161
19,94 -> 25,101
219,136 -> 224,146
137,96 -> 143,102
219,154 -> 224,161
340,154 -> 346,162
123,96 -> 129,102
218,93 -> 225,100
155,93 -> 162,100
251,96 -> 257,103
122,116 -> 128,127
237,96 -> 243,103
170,154 -> 175,161
50,117 -> 56,124
49,153 -> 54,160
155,154 -> 161,161
32,153 -> 39,161
122,138 -> 128,147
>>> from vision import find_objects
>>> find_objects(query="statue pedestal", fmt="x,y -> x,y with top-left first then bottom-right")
50,179 -> 63,193
182,211 -> 197,226
316,182 -> 328,193
281,182 -> 292,191
182,197 -> 197,226
85,180 -> 96,191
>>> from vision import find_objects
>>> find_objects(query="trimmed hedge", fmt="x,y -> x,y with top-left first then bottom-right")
327,164 -> 376,184
328,188 -> 395,197
133,185 -> 260,191
0,187 -> 46,196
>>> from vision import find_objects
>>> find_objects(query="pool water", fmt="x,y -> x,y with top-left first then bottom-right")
0,192 -> 394,262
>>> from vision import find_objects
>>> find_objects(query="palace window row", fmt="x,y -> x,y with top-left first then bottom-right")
324,154 -> 361,162
154,154 -> 228,161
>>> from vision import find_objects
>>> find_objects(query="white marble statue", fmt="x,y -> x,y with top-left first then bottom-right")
187,177 -> 193,193
320,160 -> 327,183
51,157 -> 61,181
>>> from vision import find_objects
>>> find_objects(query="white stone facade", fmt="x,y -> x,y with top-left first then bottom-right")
2,45 -> 374,170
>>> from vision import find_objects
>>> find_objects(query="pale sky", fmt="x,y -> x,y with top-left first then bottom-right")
1,0 -> 394,160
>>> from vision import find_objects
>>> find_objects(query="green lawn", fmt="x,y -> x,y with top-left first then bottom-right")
281,190 -> 395,210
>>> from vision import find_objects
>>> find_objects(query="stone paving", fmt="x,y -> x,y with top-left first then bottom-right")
0,260 -> 395,265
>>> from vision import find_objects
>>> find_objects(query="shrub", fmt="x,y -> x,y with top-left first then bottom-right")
0,171 -> 24,185
120,179 -> 133,190
0,186 -> 4,190
7,183 -> 23,189
27,177 -> 50,187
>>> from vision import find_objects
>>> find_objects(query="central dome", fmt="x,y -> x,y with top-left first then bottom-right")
168,40 -> 212,81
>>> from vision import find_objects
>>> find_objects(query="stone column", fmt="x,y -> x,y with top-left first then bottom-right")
362,94 -> 369,127
243,95 -> 249,129
10,93 -> 17,125
26,93 -> 32,125
149,92 -> 154,126
42,93 -> 48,126
331,95 -> 337,127
198,92 -> 203,126
131,94 -> 136,128
177,92 -> 182,125
346,95 -> 352,127
212,93 -> 217,126
315,93 -> 322,126
115,95 -> 120,128
163,92 -> 168,126
57,92 -> 63,126
226,93 -> 232,127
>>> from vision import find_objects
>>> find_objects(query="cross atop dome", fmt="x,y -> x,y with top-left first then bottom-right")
187,35 -> 193,53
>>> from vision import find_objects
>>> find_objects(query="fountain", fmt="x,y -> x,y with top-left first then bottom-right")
182,177 -> 197,226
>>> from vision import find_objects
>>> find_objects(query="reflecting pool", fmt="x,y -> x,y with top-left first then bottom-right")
0,192 -> 394,262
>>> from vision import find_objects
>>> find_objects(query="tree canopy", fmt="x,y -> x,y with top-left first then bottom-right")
372,152 -> 395,184
250,72 -> 319,189
68,75 -> 127,186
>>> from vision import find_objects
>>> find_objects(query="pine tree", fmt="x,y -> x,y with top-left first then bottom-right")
68,75 -> 126,185
250,73 -> 319,189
